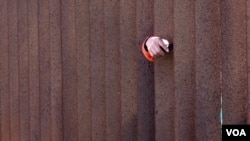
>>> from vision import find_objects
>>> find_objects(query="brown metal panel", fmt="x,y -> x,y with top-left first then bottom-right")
248,0 -> 250,123
0,0 -> 10,140
120,0 -> 137,141
38,0 -> 51,140
28,0 -> 40,140
136,0 -> 155,141
221,0 -> 248,124
104,0 -> 121,141
75,0 -> 92,141
154,0 -> 175,140
174,0 -> 195,140
61,0 -> 78,140
50,0 -> 63,140
195,0 -> 221,140
18,0 -> 30,140
8,0 -> 20,140
89,0 -> 106,140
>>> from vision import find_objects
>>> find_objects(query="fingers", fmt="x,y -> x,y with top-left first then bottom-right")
149,44 -> 165,57
146,36 -> 171,58
149,46 -> 159,57
155,45 -> 165,56
158,39 -> 169,53
148,48 -> 154,57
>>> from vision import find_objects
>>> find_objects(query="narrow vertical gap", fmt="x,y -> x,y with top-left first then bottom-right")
88,1 -> 92,140
245,1 -> 249,123
192,0 -> 197,138
48,0 -> 52,139
103,0 -> 107,140
48,0 -> 52,140
7,0 -> 10,140
135,1 -> 138,140
27,0 -> 31,139
7,0 -> 11,139
193,0 -> 197,139
135,2 -> 138,139
118,0 -> 121,138
192,0 -> 197,140
245,0 -> 249,123
38,0 -> 41,139
172,0 -> 176,140
59,1 -> 63,137
59,0 -> 65,140
74,0 -> 79,140
37,0 -> 41,139
75,0 -> 78,140
153,1 -> 156,140
244,0 -> 248,124
49,1 -> 52,139
88,0 -> 93,140
152,0 -> 156,139
118,0 -> 122,138
17,0 -> 20,138
26,0 -> 31,139
219,0 -> 223,126
89,0 -> 92,139
17,0 -> 21,139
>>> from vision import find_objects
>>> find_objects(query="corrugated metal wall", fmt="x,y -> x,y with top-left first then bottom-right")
0,0 -> 249,141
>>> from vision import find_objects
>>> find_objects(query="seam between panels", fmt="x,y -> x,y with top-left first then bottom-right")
245,0 -> 249,123
74,0 -> 79,140
7,0 -> 11,140
59,0 -> 65,140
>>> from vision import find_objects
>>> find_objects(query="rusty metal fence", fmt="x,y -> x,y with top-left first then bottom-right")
0,0 -> 249,141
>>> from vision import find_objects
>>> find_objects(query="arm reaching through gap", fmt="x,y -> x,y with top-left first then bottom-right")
142,36 -> 172,62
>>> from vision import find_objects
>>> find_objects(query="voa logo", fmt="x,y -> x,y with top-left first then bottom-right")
226,129 -> 246,136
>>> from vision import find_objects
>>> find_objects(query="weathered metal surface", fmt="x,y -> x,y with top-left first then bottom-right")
0,0 -> 9,140
29,0 -> 40,140
8,0 -> 20,140
120,1 -> 138,141
39,0 -> 52,140
76,0 -> 92,140
50,0 -> 63,140
18,0 -> 30,140
104,0 -> 121,141
61,0 -> 78,140
154,0 -> 175,141
136,0 -> 155,141
247,0 -> 250,123
221,0 -> 248,124
195,0 -> 221,140
1,0 -> 250,141
90,0 -> 106,141
174,0 -> 195,140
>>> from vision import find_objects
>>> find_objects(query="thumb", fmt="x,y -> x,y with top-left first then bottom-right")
158,39 -> 169,53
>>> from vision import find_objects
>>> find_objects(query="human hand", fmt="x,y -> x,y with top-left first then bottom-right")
145,36 -> 170,57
